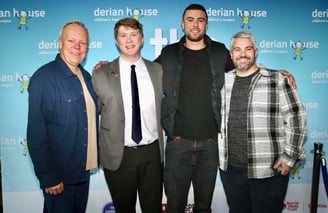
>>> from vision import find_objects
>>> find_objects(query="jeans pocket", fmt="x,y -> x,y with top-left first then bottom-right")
167,136 -> 182,144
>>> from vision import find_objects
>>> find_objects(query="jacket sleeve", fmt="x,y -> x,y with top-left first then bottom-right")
279,76 -> 307,167
27,71 -> 61,189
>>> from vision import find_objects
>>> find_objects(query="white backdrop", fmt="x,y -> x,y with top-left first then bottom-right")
1,0 -> 328,212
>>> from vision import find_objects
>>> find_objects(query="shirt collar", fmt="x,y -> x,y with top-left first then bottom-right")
55,54 -> 83,78
119,56 -> 143,67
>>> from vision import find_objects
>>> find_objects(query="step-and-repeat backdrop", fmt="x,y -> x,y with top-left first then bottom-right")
1,0 -> 327,212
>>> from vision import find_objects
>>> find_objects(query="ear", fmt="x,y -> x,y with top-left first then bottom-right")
58,39 -> 62,50
255,48 -> 259,58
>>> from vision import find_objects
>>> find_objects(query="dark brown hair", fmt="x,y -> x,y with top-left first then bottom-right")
182,4 -> 208,23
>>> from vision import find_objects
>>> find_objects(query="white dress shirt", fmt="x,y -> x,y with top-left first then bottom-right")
119,57 -> 158,147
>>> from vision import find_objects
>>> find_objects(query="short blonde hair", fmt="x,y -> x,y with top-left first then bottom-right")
59,20 -> 89,42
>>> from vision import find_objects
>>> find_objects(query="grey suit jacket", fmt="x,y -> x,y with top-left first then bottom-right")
92,58 -> 164,171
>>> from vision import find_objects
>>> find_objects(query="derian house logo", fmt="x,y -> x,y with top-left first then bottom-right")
258,39 -> 319,59
0,8 -> 46,29
207,7 -> 267,26
93,6 -> 158,22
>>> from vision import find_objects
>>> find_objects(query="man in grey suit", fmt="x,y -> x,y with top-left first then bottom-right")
92,18 -> 164,213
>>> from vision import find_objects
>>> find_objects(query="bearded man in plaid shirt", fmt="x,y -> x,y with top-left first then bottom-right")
219,31 -> 307,213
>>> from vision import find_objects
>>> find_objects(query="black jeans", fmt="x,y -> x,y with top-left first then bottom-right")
220,165 -> 289,213
104,141 -> 163,213
164,136 -> 218,213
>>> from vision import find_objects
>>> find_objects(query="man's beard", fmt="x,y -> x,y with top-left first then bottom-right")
235,57 -> 256,71
185,32 -> 205,42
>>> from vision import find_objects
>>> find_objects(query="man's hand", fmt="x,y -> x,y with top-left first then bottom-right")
45,182 -> 64,195
93,61 -> 109,72
279,70 -> 297,90
273,160 -> 292,176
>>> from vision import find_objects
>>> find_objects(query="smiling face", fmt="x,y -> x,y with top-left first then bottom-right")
230,37 -> 258,76
181,9 -> 208,43
58,22 -> 89,72
115,25 -> 144,63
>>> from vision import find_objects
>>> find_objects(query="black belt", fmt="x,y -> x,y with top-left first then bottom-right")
125,139 -> 158,149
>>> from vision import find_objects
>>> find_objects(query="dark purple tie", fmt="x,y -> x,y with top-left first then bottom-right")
130,65 -> 142,143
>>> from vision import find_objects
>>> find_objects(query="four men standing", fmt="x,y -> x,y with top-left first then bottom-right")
27,3 -> 306,213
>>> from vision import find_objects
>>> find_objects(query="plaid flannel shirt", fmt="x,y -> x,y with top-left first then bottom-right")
219,66 -> 307,179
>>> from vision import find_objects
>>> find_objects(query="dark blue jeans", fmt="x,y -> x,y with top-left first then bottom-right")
164,136 -> 218,213
220,165 -> 289,213
43,176 -> 90,213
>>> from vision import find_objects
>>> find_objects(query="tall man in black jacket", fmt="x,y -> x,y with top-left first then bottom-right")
155,4 -> 234,213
